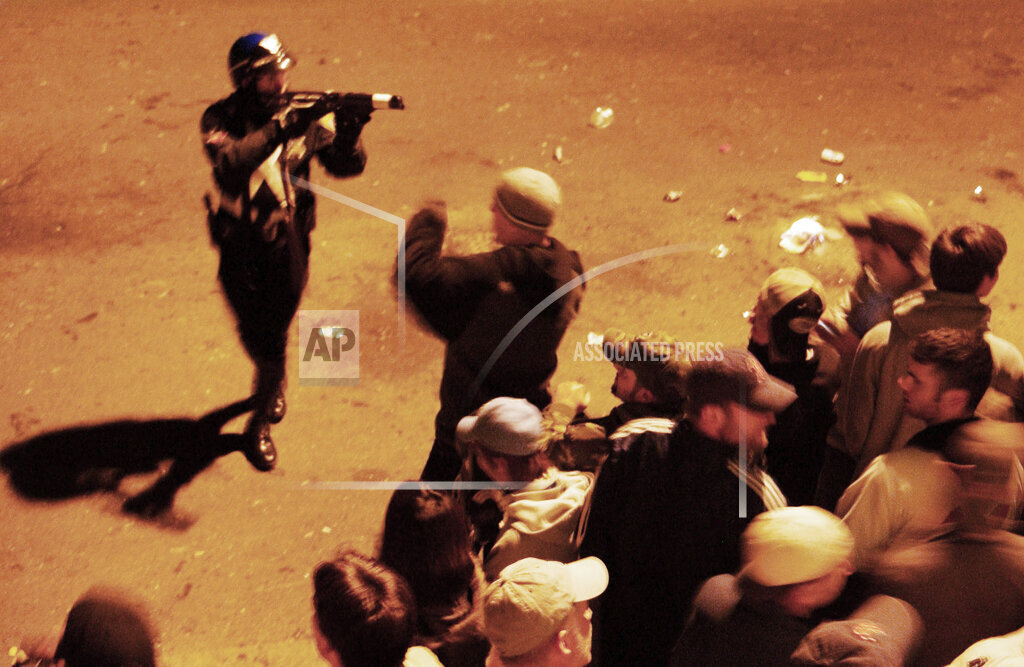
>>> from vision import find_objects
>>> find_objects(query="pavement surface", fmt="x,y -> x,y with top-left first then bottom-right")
3,0 -> 1024,663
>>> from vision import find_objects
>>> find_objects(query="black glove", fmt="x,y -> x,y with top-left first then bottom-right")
334,108 -> 372,139
409,200 -> 448,231
280,97 -> 334,140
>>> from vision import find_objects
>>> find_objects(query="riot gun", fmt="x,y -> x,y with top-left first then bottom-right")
284,91 -> 405,114
277,90 -> 404,140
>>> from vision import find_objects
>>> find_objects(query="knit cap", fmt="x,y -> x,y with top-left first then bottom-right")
493,168 -> 562,232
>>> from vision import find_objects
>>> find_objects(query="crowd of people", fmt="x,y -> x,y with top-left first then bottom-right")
14,31 -> 1024,667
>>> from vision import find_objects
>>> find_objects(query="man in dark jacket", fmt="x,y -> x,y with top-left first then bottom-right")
580,349 -> 796,666
402,168 -> 584,481
201,32 -> 369,470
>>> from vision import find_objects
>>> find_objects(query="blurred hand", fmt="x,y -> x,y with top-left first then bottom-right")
815,318 -> 861,357
748,303 -> 770,346
553,381 -> 590,412
409,200 -> 448,230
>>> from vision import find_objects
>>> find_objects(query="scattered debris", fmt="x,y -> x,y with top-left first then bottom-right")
779,217 -> 826,254
725,208 -> 743,221
820,148 -> 845,165
663,191 -> 683,203
796,170 -> 828,183
710,243 -> 731,259
588,107 -> 614,128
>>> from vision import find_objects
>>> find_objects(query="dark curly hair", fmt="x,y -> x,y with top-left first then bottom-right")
910,328 -> 993,411
312,550 -> 415,667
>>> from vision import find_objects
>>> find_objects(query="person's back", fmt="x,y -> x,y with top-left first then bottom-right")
864,424 -> 1024,666
868,531 -> 1024,667
676,574 -> 821,666
837,292 -> 1021,474
482,465 -> 593,580
581,350 -> 795,665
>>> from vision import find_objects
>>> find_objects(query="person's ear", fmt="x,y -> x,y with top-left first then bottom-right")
474,447 -> 510,481
697,404 -> 726,435
977,271 -> 998,298
938,387 -> 970,418
556,628 -> 572,655
634,385 -> 656,404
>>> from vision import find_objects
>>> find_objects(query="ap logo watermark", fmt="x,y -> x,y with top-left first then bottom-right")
298,310 -> 359,386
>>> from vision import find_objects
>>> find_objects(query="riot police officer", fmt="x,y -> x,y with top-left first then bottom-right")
201,32 -> 369,470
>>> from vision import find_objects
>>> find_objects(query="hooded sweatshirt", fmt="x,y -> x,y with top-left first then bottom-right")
482,466 -> 594,580
829,290 -> 1024,476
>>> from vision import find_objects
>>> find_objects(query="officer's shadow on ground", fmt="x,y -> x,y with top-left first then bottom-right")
0,399 -> 253,531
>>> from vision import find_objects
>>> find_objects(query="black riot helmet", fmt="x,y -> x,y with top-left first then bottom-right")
228,32 -> 294,89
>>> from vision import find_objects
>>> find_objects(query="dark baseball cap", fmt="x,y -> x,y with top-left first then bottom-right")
837,191 -> 933,277
687,349 -> 797,413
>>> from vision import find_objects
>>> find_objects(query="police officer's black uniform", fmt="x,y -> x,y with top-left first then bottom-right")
201,33 -> 367,470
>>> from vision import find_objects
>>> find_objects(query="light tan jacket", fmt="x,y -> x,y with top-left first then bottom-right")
829,290 -> 1024,476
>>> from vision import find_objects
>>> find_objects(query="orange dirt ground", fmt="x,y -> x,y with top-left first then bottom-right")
2,0 -> 1024,663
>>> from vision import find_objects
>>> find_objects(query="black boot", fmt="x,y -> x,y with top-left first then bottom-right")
252,360 -> 287,424
268,388 -> 286,424
243,417 -> 277,472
